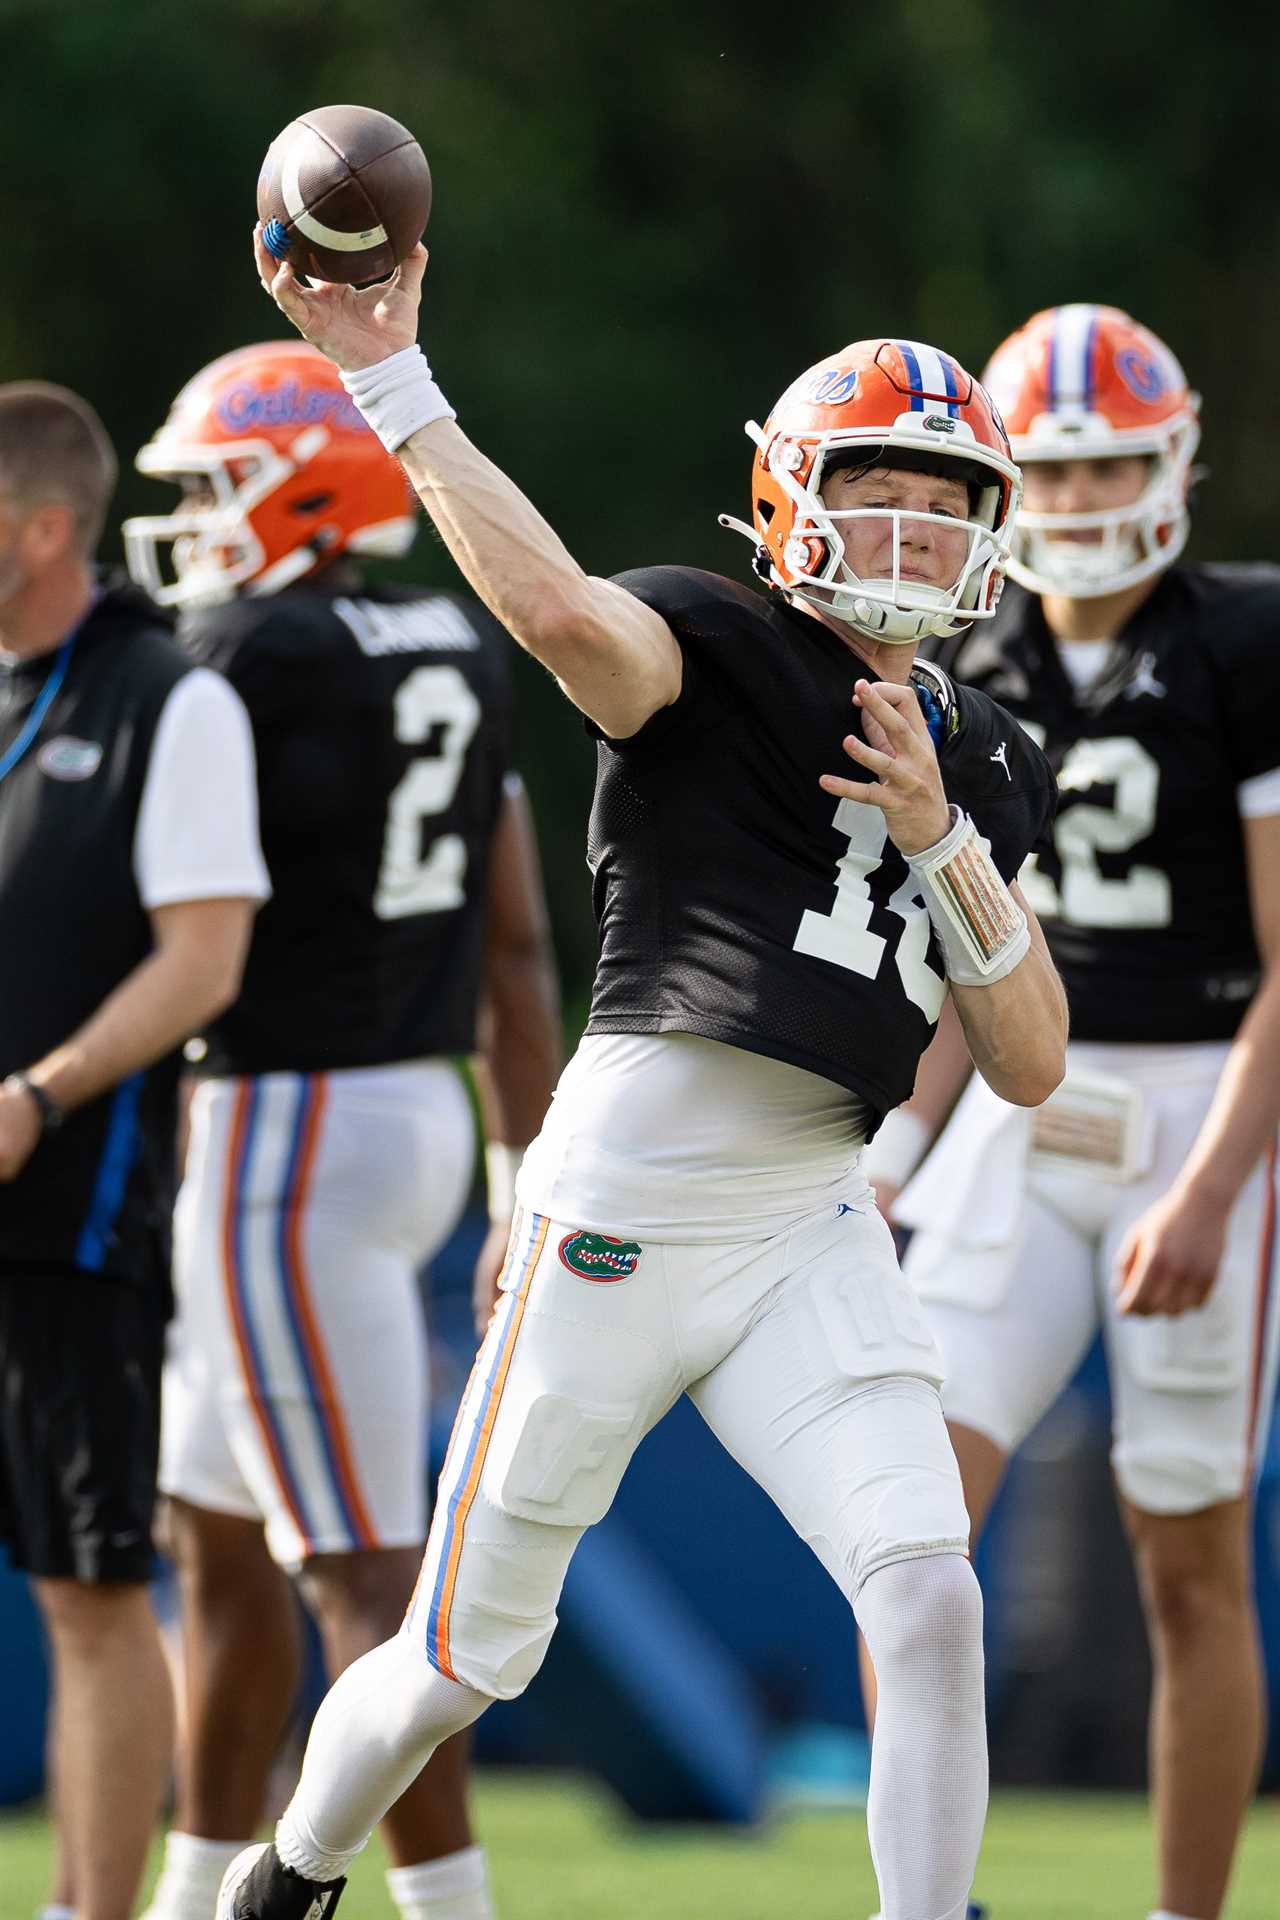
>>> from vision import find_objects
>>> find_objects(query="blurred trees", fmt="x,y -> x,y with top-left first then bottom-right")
4,0 -> 1278,999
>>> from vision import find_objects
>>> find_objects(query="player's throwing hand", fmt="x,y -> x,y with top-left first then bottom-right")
820,678 -> 952,858
252,226 -> 426,374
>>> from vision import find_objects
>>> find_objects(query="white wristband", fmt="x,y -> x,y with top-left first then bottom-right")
909,806 -> 1030,986
861,1108 -> 932,1192
340,345 -> 455,453
485,1142 -> 523,1223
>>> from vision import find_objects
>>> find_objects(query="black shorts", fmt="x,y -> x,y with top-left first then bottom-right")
0,1266 -> 166,1583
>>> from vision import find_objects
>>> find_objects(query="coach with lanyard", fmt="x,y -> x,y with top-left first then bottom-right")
0,383 -> 270,1920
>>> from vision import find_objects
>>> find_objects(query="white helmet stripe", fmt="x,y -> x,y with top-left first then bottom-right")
1049,304 -> 1098,411
897,339 -> 959,416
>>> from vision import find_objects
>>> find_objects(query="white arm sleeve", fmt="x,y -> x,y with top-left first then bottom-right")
1238,766 -> 1280,820
133,669 -> 272,909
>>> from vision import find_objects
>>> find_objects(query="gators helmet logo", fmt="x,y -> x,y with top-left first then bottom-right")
558,1231 -> 643,1282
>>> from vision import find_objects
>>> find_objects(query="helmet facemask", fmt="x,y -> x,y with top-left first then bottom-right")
125,436 -> 304,608
743,430 -> 1017,644
1009,414 -> 1200,599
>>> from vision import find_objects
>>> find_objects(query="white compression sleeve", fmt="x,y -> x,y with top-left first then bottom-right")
275,1635 -> 492,1882
855,1555 -> 988,1920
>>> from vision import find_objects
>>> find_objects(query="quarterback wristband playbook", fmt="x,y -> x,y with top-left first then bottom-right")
908,807 -> 1030,987
340,346 -> 455,454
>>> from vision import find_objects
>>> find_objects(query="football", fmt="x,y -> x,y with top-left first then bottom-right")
257,104 -> 432,286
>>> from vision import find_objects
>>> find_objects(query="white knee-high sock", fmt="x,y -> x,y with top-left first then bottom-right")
140,1831 -> 249,1918
275,1633 -> 492,1882
387,1843 -> 495,1918
854,1554 -> 988,1920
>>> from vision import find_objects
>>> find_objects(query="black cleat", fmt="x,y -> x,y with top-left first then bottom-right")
216,1843 -> 345,1919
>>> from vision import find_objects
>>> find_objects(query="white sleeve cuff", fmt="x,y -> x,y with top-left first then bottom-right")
1238,766 -> 1280,820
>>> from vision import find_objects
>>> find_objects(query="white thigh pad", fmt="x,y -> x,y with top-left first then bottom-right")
790,1202 -> 946,1388
1118,1290 -> 1241,1396
492,1393 -> 637,1527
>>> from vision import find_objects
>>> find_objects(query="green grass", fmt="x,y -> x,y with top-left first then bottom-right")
4,1777 -> 1279,1919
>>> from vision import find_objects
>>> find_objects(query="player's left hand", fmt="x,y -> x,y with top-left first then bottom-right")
0,1082 -> 43,1182
820,679 -> 952,859
471,1220 -> 512,1342
1112,1182 -> 1229,1317
253,226 -> 427,372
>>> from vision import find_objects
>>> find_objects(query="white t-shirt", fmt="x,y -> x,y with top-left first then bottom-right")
132,668 -> 271,908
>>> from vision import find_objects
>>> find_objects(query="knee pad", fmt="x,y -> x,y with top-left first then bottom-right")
825,1381 -> 973,1599
1112,1436 -> 1248,1517
855,1552 -> 984,1670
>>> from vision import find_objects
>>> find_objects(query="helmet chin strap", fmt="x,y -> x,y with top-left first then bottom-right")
249,540 -> 331,596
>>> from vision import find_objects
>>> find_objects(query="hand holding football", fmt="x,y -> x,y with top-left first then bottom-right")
257,104 -> 431,286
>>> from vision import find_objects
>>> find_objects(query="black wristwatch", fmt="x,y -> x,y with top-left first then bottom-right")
4,1072 -> 65,1134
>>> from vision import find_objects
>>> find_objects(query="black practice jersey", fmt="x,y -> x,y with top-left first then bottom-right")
921,568 -> 1280,1042
184,578 -> 513,1075
584,567 -> 1056,1123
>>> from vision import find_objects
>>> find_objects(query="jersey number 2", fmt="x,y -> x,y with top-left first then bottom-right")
374,665 -> 481,920
794,800 -> 946,1020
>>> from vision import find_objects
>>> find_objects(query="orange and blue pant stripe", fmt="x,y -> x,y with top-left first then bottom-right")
1246,1137 -> 1279,1481
420,1206 -> 548,1679
221,1074 -> 378,1555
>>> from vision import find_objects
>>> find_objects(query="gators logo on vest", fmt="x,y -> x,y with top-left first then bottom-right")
557,1230 -> 643,1282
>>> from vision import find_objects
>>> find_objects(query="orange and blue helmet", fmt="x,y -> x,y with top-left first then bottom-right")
124,341 -> 417,608
721,338 -> 1021,643
982,304 -> 1200,597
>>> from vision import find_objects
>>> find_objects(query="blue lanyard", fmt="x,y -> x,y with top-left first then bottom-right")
0,634 -> 76,785
0,589 -> 101,787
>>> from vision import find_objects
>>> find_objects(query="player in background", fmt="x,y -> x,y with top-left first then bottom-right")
213,236 -> 1070,1920
863,306 -> 1280,1920
123,342 -> 561,1920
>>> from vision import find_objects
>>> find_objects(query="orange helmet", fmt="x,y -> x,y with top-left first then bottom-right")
982,305 -> 1200,597
720,338 -> 1020,644
124,341 -> 417,608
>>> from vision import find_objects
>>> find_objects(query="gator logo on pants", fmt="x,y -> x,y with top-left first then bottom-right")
557,1230 -> 643,1282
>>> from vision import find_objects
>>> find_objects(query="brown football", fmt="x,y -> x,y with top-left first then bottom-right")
257,104 -> 431,286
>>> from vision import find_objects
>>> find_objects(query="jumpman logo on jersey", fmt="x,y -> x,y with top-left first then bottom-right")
989,740 -> 1012,781
1123,650 -> 1167,701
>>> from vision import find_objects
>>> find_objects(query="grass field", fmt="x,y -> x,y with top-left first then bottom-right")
5,1777 -> 1280,1919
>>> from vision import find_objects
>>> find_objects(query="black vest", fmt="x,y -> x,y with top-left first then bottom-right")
0,577 -> 190,1282
585,567 -> 1056,1122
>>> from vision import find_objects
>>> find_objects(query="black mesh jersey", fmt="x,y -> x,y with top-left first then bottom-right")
183,578 -> 513,1076
584,567 -> 1056,1123
920,567 -> 1280,1043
